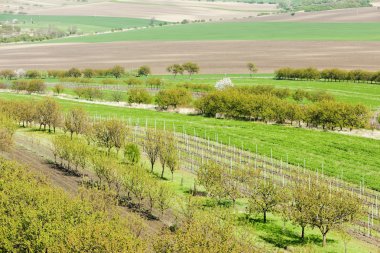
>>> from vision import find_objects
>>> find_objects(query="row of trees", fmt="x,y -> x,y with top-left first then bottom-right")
275,67 -> 380,83
166,62 -> 200,78
10,79 -> 46,93
71,86 -> 193,109
197,162 -> 362,247
0,99 -> 61,132
0,65 -> 152,80
53,114 -> 180,215
195,88 -> 369,130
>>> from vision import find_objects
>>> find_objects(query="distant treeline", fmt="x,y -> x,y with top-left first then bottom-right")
0,65 -> 151,80
275,67 -> 380,84
196,87 -> 369,130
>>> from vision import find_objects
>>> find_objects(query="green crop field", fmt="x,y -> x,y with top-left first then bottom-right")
0,14 -> 162,34
1,92 -> 379,191
49,22 -> 380,43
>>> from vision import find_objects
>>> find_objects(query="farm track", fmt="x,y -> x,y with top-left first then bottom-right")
0,131 -> 167,236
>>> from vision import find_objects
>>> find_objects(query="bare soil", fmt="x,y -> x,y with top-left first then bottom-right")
237,7 -> 380,23
24,0 -> 277,22
0,40 -> 379,74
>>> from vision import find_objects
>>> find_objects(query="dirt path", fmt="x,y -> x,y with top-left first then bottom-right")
1,133 -> 81,195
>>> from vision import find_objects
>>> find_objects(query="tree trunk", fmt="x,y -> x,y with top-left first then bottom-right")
322,233 -> 327,247
301,226 -> 305,240
161,164 -> 165,178
151,162 -> 154,173
263,211 -> 267,223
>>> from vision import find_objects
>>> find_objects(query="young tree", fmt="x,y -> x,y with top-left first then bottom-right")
53,84 -> 65,95
110,65 -> 125,79
64,107 -> 89,139
158,132 -> 176,179
124,77 -> 143,87
111,91 -> 124,103
166,146 -> 179,181
146,78 -> 164,89
156,183 -> 173,217
94,119 -> 128,155
124,143 -> 141,165
287,180 -> 315,240
144,129 -> 161,173
25,70 -> 41,79
0,70 -> 16,80
66,67 -> 82,78
82,68 -> 95,78
247,176 -> 283,223
247,62 -> 258,78
307,182 -> 361,247
182,62 -> 199,78
155,88 -> 192,110
127,88 -> 152,104
27,80 -> 46,94
0,113 -> 17,151
166,64 -> 184,78
36,98 -> 61,132
137,65 -> 151,77
197,162 -> 227,202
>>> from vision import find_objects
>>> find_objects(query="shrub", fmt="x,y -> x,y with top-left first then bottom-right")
82,68 -> 95,78
27,79 -> 46,93
124,77 -> 143,87
74,87 -> 103,101
137,65 -> 151,77
25,70 -> 41,79
146,78 -> 164,89
65,68 -> 82,78
127,88 -> 151,104
155,88 -> 192,109
53,84 -> 64,95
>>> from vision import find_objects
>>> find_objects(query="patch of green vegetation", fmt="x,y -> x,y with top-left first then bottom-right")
0,14 -> 164,34
44,74 -> 380,108
49,22 -> 380,43
1,92 -> 379,191
213,0 -> 371,12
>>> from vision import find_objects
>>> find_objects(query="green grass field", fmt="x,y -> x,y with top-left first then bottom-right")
0,14 -> 162,34
1,92 -> 379,191
49,22 -> 380,43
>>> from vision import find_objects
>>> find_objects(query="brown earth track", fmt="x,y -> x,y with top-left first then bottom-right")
237,7 -> 380,23
1,40 -> 379,74
0,132 -> 167,236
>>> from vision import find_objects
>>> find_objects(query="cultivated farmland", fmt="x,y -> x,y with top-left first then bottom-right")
0,0 -> 379,252
0,40 -> 379,73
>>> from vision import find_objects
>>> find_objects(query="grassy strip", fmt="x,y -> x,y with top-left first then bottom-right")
0,14 -> 164,34
49,22 -> 380,43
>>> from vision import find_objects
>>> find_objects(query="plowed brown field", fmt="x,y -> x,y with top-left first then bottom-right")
1,40 -> 379,74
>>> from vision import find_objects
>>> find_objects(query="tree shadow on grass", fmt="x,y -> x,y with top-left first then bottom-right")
240,216 -> 335,249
